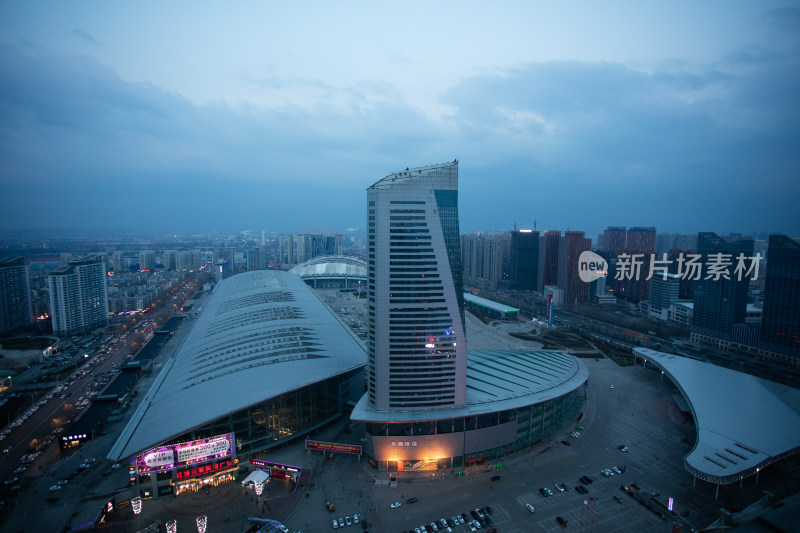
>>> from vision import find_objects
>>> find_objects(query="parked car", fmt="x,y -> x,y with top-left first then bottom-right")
525,503 -> 535,513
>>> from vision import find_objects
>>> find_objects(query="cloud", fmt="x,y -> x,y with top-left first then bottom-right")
72,28 -> 101,45
0,38 -> 798,236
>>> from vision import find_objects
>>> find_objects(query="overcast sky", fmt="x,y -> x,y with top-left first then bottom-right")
1,1 -> 798,237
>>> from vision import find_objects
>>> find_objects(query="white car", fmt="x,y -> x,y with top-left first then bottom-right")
612,466 -> 622,474
278,525 -> 289,533
390,501 -> 401,509
526,503 -> 535,512
468,522 -> 477,532
332,519 -> 338,529
570,431 -> 581,438
555,483 -> 565,492
49,485 -> 62,491
353,514 -> 359,524
345,516 -> 351,526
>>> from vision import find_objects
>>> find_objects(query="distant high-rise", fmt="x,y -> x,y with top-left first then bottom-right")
691,232 -> 753,346
601,227 -> 628,256
366,160 -> 466,410
0,257 -> 33,335
163,250 -> 178,270
557,231 -> 590,305
296,234 -> 312,264
49,255 -> 109,337
759,235 -> 800,359
139,251 -> 156,271
246,249 -> 266,271
510,229 -> 540,291
538,230 -> 561,293
112,251 -> 124,272
649,273 -> 680,310
278,234 -> 294,264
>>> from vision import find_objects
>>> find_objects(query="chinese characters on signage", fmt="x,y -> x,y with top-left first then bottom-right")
175,459 -> 234,481
614,253 -> 762,282
136,433 -> 234,474
305,439 -> 363,455
390,441 -> 417,448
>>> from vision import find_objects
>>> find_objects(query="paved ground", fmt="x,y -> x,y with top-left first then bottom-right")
4,303 -> 799,533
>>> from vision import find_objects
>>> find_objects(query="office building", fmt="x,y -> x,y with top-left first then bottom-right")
691,232 -> 754,347
650,273 -> 680,310
246,249 -> 266,272
279,234 -> 295,264
0,257 -> 33,335
352,161 -> 587,472
112,251 -> 124,272
363,160 -> 467,410
49,255 -> 109,337
538,230 -> 561,293
510,229 -> 540,291
163,250 -> 178,270
601,227 -> 628,256
759,235 -> 800,361
557,231 -> 590,305
139,251 -> 156,271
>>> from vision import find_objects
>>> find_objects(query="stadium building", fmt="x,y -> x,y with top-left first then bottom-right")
289,255 -> 367,289
351,161 -> 588,471
108,270 -> 366,498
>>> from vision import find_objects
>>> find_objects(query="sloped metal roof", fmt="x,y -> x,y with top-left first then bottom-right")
352,350 -> 588,422
634,348 -> 800,484
108,270 -> 366,461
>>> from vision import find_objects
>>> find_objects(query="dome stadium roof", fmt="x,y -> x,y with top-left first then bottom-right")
108,270 -> 366,461
289,255 -> 367,280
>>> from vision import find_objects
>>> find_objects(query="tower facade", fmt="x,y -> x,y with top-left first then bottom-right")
49,255 -> 109,337
759,234 -> 800,359
367,161 -> 466,410
0,257 -> 33,335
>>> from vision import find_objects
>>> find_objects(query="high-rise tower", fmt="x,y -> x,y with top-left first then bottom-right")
49,254 -> 109,337
366,160 -> 466,410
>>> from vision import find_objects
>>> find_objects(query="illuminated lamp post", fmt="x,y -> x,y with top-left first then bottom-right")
166,519 -> 177,533
131,496 -> 142,515
196,514 -> 207,533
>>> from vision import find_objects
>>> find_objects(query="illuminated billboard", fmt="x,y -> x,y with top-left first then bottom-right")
305,439 -> 362,455
136,433 -> 234,474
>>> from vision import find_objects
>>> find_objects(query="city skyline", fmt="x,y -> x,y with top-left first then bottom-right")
1,2 -> 799,236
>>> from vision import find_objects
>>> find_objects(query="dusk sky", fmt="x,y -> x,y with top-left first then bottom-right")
1,1 -> 798,237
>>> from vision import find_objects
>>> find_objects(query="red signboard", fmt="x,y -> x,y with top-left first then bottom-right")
305,439 -> 362,455
175,459 -> 235,481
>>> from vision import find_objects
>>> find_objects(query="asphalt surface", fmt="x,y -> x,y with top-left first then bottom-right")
2,291 -> 797,533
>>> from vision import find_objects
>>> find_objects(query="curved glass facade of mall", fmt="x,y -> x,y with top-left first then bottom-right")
361,385 -> 584,471
159,368 -> 364,456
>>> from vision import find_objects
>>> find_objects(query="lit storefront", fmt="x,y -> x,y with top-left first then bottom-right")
353,350 -> 589,472
250,458 -> 302,482
134,433 -> 239,498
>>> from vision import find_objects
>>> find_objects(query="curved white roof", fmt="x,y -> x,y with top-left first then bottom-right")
109,270 -> 366,461
635,348 -> 800,484
289,255 -> 367,280
352,350 -> 588,422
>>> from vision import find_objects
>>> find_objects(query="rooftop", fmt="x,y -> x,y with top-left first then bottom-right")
368,160 -> 458,190
352,350 -> 588,422
108,270 -> 367,461
634,348 -> 800,484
